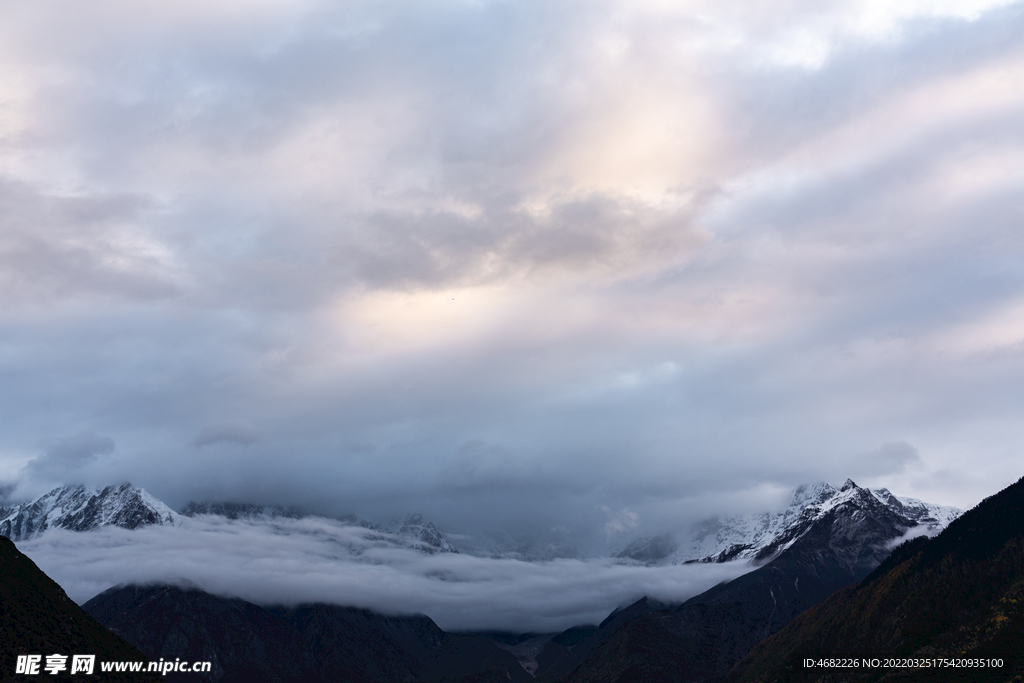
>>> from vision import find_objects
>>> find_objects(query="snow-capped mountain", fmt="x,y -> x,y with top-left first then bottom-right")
562,480 -> 952,683
868,487 -> 961,527
5,479 -> 956,564
4,482 -> 460,555
617,479 -> 962,565
182,500 -> 458,554
0,483 -> 179,541
180,501 -> 305,520
739,479 -> 911,566
380,513 -> 458,554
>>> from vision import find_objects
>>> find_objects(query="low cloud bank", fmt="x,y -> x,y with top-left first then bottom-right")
20,516 -> 753,632
884,522 -> 943,551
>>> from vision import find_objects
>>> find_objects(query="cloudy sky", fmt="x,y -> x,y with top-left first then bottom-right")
3,0 -> 1024,548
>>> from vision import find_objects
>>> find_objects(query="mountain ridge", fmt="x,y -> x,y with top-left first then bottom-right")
0,535 -> 161,682
617,480 -> 961,566
727,474 -> 1024,683
0,483 -> 178,541
542,479 -> 937,682
84,583 -> 528,683
3,479 -> 958,565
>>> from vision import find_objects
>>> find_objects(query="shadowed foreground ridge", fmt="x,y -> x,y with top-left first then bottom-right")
84,584 -> 530,683
728,475 -> 1024,683
0,536 -> 160,682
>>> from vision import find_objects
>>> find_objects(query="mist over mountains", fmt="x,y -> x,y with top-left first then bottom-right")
6,494 -> 752,634
729,474 -> 1024,683
3,478 -> 960,635
0,479 -> 959,558
3,472 -> 1019,683
2,0 -> 1023,558
3,1 -> 1024,680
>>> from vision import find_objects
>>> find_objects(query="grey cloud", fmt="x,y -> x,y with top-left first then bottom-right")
718,3 -> 1024,168
856,441 -> 923,477
0,181 -> 178,306
18,518 -> 753,632
0,0 -> 1023,550
191,422 -> 259,448
27,432 -> 116,477
3,0 -> 719,305
343,190 -> 714,291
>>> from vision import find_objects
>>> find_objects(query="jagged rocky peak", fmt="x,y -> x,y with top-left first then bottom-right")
870,486 -> 902,510
616,533 -> 678,564
635,478 -> 962,567
869,487 -> 961,528
385,513 -> 458,554
0,483 -> 178,541
181,501 -> 305,520
790,481 -> 839,507
178,499 -> 458,554
182,501 -> 381,528
749,479 -> 917,568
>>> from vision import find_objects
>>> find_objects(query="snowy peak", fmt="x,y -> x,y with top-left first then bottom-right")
181,501 -> 305,520
869,487 -> 903,513
182,502 -> 458,555
789,482 -> 838,508
622,479 -> 962,567
803,480 -> 877,520
748,480 -> 910,566
869,488 -> 961,529
382,514 -> 458,554
615,533 -> 678,564
743,480 -> 963,566
0,483 -> 178,541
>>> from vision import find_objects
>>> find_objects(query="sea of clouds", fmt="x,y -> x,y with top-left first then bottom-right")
19,515 -> 752,633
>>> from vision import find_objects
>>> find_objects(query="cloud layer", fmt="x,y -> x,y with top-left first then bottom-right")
1,0 -> 1024,554
20,517 -> 752,633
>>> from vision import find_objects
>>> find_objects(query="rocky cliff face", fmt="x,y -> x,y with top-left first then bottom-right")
550,479 -> 937,683
182,502 -> 459,555
617,478 -> 960,565
0,484 -> 178,541
382,513 -> 458,554
728,474 -> 1024,683
180,501 -> 306,520
747,479 -> 916,569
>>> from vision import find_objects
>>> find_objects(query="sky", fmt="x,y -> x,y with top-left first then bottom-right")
3,0 -> 1024,553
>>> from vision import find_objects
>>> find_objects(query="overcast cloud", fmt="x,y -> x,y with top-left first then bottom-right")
20,518 -> 752,632
2,0 -> 1024,558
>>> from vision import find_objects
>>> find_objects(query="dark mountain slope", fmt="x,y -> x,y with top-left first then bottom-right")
84,583 -> 530,683
277,603 -> 527,682
84,584 -> 310,682
728,475 -> 1024,683
548,482 -> 917,683
0,536 -> 159,682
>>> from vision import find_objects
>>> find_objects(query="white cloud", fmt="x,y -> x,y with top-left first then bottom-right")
19,518 -> 753,633
191,422 -> 259,448
601,506 -> 641,539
